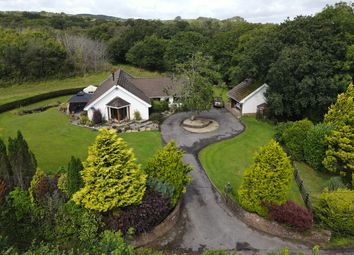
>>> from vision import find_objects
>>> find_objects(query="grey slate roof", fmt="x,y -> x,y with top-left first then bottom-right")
106,97 -> 130,108
227,79 -> 261,102
86,69 -> 182,108
68,91 -> 92,103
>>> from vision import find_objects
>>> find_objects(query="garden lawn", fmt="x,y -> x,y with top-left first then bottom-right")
199,116 -> 304,205
0,97 -> 162,174
0,64 -> 162,106
294,161 -> 332,202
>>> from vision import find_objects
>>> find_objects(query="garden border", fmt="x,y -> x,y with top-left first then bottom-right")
0,87 -> 85,113
132,199 -> 182,248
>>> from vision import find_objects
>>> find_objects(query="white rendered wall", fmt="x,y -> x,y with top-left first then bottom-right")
87,86 -> 150,120
241,86 -> 267,115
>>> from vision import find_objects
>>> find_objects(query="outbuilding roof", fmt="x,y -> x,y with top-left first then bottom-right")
227,79 -> 262,102
68,91 -> 92,103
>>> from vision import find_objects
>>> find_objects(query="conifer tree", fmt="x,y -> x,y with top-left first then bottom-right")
323,84 -> 354,183
73,129 -> 147,212
145,141 -> 192,205
0,138 -> 12,187
8,131 -> 37,190
238,140 -> 293,216
67,156 -> 84,197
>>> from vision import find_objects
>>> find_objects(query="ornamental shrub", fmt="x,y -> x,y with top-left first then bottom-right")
134,111 -> 142,121
274,122 -> 293,144
147,176 -> 175,200
92,109 -> 103,124
66,157 -> 83,197
303,123 -> 332,171
73,128 -> 147,212
145,141 -> 192,206
149,112 -> 164,124
151,100 -> 169,113
266,200 -> 313,231
105,189 -> 170,235
325,176 -> 346,192
323,84 -> 354,183
238,140 -> 293,216
282,119 -> 314,161
55,201 -> 102,247
315,188 -> 354,235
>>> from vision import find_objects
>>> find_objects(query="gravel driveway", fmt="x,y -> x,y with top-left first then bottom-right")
152,109 -> 309,254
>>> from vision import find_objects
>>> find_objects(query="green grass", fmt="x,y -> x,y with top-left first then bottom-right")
0,97 -> 162,174
213,86 -> 229,102
0,64 -> 162,106
294,161 -> 332,202
199,116 -> 304,205
326,235 -> 354,249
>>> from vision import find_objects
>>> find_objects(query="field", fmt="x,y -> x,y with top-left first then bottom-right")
0,64 -> 163,106
0,96 -> 162,174
199,117 -> 304,205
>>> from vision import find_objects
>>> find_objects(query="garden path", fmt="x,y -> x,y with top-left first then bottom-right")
154,109 -> 309,254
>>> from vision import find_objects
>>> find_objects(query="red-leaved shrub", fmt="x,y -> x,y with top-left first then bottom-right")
33,175 -> 61,204
266,200 -> 313,231
92,109 -> 102,124
104,189 -> 171,235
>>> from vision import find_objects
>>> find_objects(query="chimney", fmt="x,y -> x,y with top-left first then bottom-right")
112,72 -> 115,81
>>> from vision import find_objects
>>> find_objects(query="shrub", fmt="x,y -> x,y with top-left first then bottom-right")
73,129 -> 147,212
79,114 -> 89,125
266,200 -> 313,231
274,122 -> 293,144
151,100 -> 169,113
29,170 -> 61,206
134,111 -> 142,121
92,109 -> 103,124
282,119 -> 314,160
57,173 -> 68,195
145,141 -> 192,206
149,112 -> 164,124
147,176 -> 175,200
238,140 -> 293,216
55,201 -> 102,247
94,230 -> 135,255
66,157 -> 83,197
325,176 -> 346,191
105,189 -> 170,235
304,123 -> 332,171
315,189 -> 354,235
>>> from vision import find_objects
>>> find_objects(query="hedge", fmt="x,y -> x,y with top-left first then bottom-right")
0,87 -> 85,113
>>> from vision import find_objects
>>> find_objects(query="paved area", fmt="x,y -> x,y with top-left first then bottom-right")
153,109 -> 310,254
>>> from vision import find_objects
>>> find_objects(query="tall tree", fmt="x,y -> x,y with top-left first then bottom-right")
238,140 -> 293,216
0,138 -> 12,187
67,157 -> 84,198
7,131 -> 37,190
73,129 -> 147,212
177,52 -> 220,119
323,84 -> 354,184
126,35 -> 167,71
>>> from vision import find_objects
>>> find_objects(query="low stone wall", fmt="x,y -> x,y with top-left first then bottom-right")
132,199 -> 181,248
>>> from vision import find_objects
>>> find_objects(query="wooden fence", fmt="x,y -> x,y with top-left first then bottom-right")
293,164 -> 313,212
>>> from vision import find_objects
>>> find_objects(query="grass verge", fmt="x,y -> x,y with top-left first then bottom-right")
199,116 -> 304,205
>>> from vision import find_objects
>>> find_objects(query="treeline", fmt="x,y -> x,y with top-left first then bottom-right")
0,29 -> 108,84
0,2 -> 353,121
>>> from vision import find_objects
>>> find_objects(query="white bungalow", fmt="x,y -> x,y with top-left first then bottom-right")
84,69 -> 181,121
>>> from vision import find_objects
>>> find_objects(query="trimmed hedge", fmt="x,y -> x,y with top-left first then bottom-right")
0,87 -> 85,113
